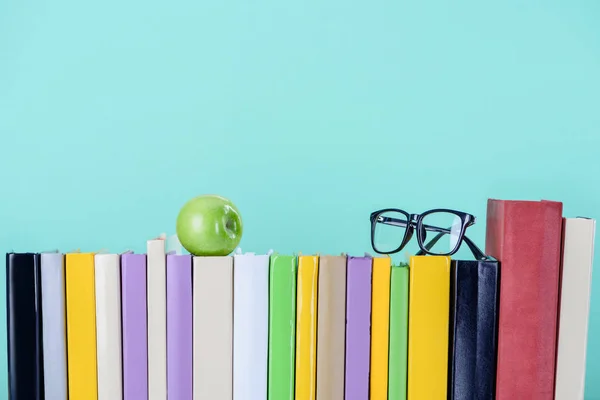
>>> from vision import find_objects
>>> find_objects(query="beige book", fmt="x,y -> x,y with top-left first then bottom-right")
555,217 -> 596,400
316,255 -> 347,400
193,256 -> 233,400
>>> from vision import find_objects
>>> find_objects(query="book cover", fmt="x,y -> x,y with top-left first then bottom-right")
407,255 -> 451,399
167,254 -> 193,400
65,252 -> 98,400
233,252 -> 270,400
147,237 -> 167,400
95,253 -> 123,400
388,264 -> 409,400
295,255 -> 319,400
316,255 -> 347,400
448,259 -> 500,400
193,256 -> 233,400
555,217 -> 596,400
268,254 -> 297,400
40,252 -> 67,400
370,256 -> 391,400
6,252 -> 44,400
122,253 -> 148,400
345,255 -> 373,400
485,199 -> 563,399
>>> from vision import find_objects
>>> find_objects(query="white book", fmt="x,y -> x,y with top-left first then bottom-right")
193,256 -> 233,400
40,252 -> 68,400
233,252 -> 270,400
94,253 -> 123,400
147,238 -> 168,400
555,217 -> 596,400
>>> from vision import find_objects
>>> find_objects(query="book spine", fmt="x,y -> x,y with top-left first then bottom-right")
407,255 -> 451,399
555,218 -> 596,400
41,253 -> 67,400
122,254 -> 148,400
316,255 -> 347,400
295,255 -> 319,400
388,265 -> 409,400
65,253 -> 98,400
147,239 -> 167,400
344,256 -> 373,400
193,256 -> 233,400
486,200 -> 563,399
166,254 -> 193,400
6,253 -> 44,400
370,256 -> 391,400
95,254 -> 123,400
449,260 -> 499,400
268,254 -> 297,400
233,253 -> 269,400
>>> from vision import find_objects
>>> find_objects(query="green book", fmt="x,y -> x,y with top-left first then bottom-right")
268,254 -> 297,399
388,263 -> 409,400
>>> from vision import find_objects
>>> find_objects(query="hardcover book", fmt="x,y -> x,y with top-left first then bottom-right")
122,253 -> 148,400
370,256 -> 392,400
295,255 -> 319,400
485,199 -> 563,399
166,254 -> 193,400
40,252 -> 67,400
65,252 -> 98,400
95,253 -> 123,400
448,259 -> 500,400
233,252 -> 270,400
193,256 -> 234,400
316,255 -> 347,400
407,255 -> 451,399
268,254 -> 297,400
6,252 -> 44,400
345,255 -> 373,400
147,237 -> 167,400
555,217 -> 596,400
388,264 -> 409,400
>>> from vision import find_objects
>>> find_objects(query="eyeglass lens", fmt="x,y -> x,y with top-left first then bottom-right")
419,211 -> 463,255
372,210 -> 408,253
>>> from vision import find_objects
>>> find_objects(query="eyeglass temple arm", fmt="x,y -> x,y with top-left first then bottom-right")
376,216 -> 450,235
376,216 -> 490,260
416,230 -> 489,261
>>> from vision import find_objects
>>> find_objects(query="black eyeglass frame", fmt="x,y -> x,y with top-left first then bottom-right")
369,207 -> 488,260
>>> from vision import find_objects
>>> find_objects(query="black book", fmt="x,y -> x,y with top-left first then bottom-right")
448,259 -> 500,400
6,253 -> 45,400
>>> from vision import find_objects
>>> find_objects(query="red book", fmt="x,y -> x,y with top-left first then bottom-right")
485,199 -> 563,399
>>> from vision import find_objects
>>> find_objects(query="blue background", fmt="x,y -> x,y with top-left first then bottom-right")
1,0 -> 599,396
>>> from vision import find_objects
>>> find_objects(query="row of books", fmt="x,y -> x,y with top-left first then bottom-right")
5,199 -> 596,400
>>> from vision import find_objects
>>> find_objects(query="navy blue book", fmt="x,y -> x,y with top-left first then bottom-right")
6,253 -> 45,400
448,259 -> 500,400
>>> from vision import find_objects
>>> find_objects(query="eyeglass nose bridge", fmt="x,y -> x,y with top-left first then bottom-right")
407,213 -> 421,227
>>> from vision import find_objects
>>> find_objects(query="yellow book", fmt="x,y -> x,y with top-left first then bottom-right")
295,255 -> 319,400
408,255 -> 451,399
66,252 -> 98,400
370,256 -> 392,400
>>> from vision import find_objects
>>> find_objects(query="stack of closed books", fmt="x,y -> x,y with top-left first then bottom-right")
5,199 -> 596,400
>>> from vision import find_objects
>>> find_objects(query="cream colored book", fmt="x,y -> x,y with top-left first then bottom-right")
555,217 -> 596,400
193,256 -> 233,400
147,237 -> 167,400
94,253 -> 123,400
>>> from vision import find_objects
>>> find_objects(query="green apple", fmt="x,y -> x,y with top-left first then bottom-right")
176,194 -> 243,256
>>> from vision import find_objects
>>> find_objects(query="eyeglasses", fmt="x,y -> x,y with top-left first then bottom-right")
370,208 -> 488,260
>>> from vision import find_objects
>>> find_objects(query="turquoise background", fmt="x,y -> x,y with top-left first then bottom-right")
1,0 -> 599,396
